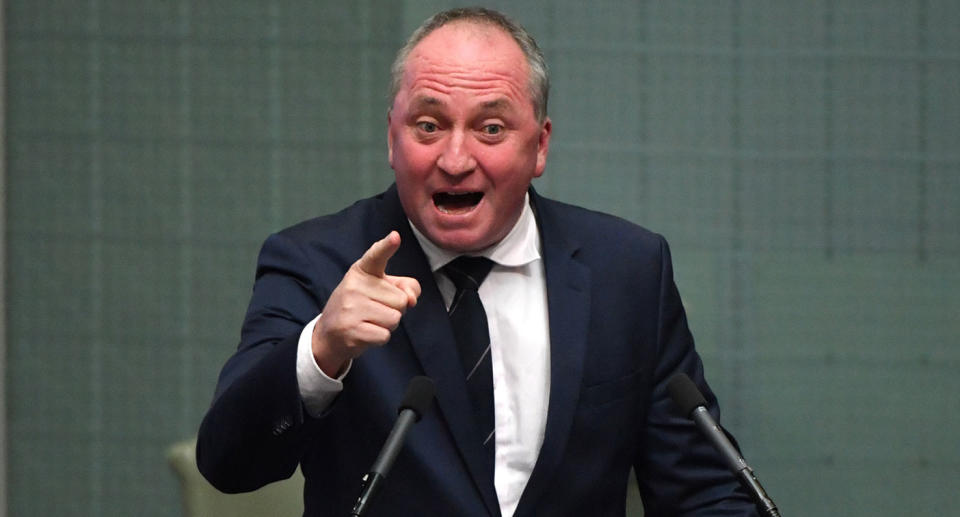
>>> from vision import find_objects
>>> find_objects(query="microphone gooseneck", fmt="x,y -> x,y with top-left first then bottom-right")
667,373 -> 782,517
350,376 -> 436,517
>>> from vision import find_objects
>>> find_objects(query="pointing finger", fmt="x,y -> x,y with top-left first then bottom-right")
356,231 -> 401,277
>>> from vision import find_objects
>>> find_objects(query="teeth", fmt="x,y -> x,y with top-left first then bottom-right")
434,191 -> 483,213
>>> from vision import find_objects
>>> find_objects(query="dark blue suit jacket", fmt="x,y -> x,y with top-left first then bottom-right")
197,185 -> 758,516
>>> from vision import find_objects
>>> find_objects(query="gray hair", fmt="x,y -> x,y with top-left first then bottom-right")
389,7 -> 550,122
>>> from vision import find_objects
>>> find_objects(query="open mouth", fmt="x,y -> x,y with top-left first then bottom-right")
433,191 -> 484,214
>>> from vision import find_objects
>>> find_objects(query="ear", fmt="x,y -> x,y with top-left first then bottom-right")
387,110 -> 395,166
533,117 -> 552,177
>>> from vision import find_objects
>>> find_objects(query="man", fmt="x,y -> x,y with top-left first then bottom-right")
198,7 -> 758,516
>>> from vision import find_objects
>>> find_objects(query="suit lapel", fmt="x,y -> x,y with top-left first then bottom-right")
378,187 -> 502,517
514,191 -> 592,516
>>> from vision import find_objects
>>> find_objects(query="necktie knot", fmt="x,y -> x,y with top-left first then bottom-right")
442,256 -> 494,292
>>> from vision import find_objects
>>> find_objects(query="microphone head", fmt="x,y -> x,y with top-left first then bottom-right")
667,373 -> 708,417
399,376 -> 436,421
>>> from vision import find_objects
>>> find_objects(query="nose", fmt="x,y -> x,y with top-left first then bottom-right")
436,129 -> 476,176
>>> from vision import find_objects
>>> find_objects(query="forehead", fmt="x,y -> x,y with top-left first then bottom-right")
399,22 -> 531,106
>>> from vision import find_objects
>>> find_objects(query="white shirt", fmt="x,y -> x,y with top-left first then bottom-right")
296,195 -> 550,516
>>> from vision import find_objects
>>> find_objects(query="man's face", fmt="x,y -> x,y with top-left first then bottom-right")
388,22 -> 551,253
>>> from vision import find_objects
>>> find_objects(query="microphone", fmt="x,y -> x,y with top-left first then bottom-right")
350,376 -> 436,517
667,373 -> 781,517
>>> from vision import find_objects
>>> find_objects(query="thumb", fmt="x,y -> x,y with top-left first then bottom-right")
356,231 -> 401,277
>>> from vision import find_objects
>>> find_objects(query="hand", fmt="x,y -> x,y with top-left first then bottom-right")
311,231 -> 421,377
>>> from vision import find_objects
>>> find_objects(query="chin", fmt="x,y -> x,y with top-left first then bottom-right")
437,237 -> 481,253
428,231 -> 490,253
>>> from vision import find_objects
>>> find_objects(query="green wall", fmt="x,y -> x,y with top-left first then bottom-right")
5,1 -> 959,515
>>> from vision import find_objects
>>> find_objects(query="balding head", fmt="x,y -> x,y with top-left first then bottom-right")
389,7 -> 550,122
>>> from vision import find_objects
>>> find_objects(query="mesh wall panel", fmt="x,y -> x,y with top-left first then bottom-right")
6,1 -> 959,515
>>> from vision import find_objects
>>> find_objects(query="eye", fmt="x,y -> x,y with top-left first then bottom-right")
416,121 -> 439,133
480,124 -> 504,136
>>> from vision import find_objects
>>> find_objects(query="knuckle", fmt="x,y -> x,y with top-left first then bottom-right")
390,291 -> 407,309
387,309 -> 402,327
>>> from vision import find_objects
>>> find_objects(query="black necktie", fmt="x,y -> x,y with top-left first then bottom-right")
442,256 -> 496,459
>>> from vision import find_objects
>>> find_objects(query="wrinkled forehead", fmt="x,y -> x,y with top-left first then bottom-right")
397,23 -> 531,103
405,22 -> 528,80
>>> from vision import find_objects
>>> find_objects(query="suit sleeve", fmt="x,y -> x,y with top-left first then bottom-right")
196,232 -> 331,493
634,236 -> 759,516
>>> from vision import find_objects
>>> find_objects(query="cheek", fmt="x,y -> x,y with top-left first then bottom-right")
394,150 -> 439,211
478,147 -> 537,189
395,141 -> 437,175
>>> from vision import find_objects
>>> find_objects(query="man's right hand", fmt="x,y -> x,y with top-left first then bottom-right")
311,231 -> 421,377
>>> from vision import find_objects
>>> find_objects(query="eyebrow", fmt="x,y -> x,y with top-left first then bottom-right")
408,96 -> 513,113
479,99 -> 510,111
410,96 -> 445,110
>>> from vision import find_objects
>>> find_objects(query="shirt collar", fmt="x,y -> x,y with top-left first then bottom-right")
409,192 -> 542,272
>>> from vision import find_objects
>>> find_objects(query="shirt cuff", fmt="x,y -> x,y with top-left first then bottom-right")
296,314 -> 352,417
